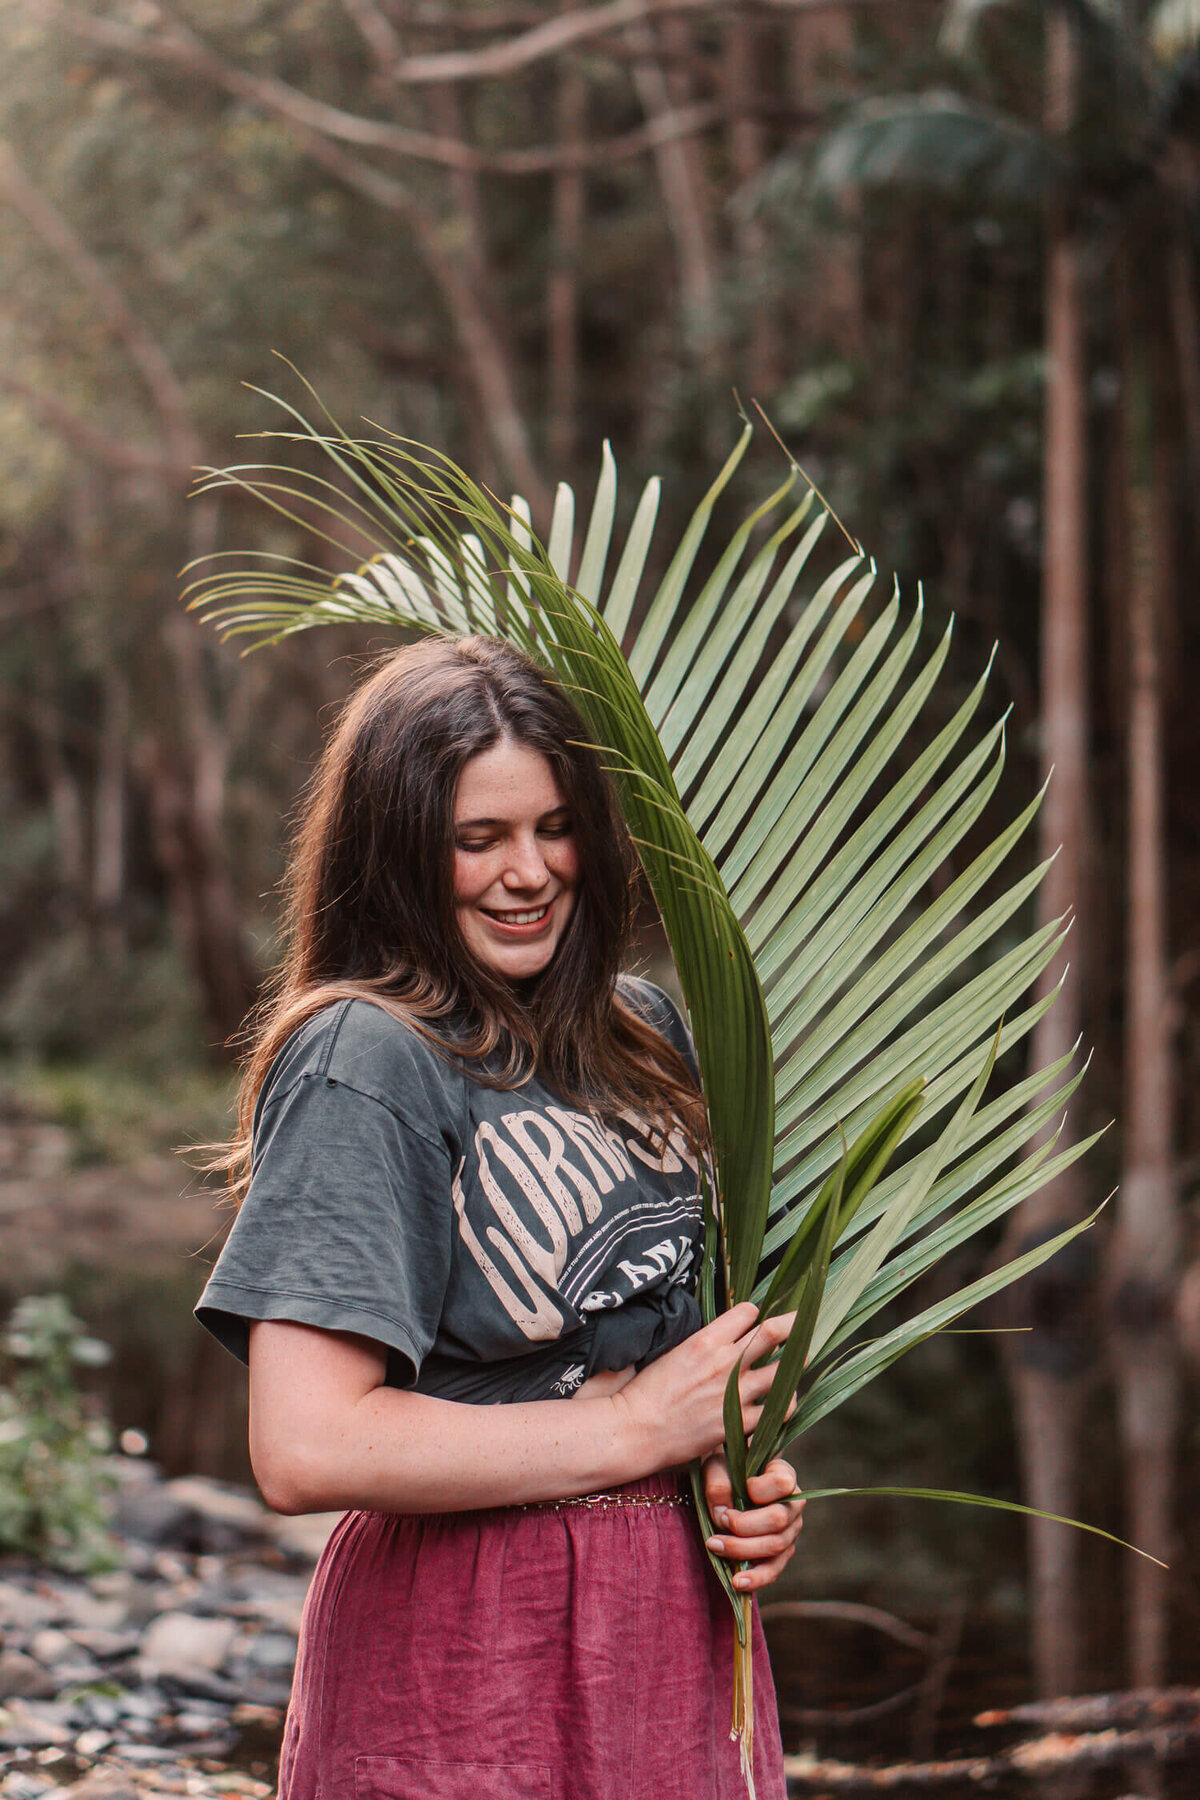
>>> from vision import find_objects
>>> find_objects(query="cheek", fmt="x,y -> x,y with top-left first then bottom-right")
453,852 -> 487,907
555,842 -> 582,890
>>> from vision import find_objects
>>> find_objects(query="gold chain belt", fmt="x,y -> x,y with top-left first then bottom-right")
520,1490 -> 689,1512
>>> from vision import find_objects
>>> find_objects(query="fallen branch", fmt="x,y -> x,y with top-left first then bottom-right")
783,1722 -> 1200,1789
759,1599 -> 933,1656
976,1686 -> 1200,1731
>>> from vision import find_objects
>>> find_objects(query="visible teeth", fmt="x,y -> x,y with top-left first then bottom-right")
490,907 -> 548,925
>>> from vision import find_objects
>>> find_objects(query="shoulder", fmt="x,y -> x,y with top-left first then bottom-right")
259,998 -> 463,1142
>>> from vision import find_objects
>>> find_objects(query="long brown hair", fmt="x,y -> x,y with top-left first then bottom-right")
222,635 -> 705,1198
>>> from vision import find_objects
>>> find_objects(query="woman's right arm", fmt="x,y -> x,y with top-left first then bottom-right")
247,1303 -> 794,1517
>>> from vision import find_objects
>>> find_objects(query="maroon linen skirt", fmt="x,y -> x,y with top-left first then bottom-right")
277,1471 -> 786,1800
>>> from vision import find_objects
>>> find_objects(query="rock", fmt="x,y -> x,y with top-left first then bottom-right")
70,1698 -> 121,1731
0,1701 -> 73,1748
64,1632 -> 141,1663
1,1776 -> 64,1800
73,1729 -> 113,1757
138,1615 -> 237,1683
158,1481 -> 272,1554
109,1693 -> 159,1722
0,1653 -> 59,1700
28,1632 -> 79,1669
106,1744 -> 181,1764
167,1710 -> 229,1738
155,1670 -> 242,1705
0,1584 -> 60,1632
271,1512 -> 341,1564
235,1633 -> 295,1674
58,1778 -> 140,1800
223,1567 -> 307,1635
111,1488 -> 196,1552
44,1589 -> 127,1634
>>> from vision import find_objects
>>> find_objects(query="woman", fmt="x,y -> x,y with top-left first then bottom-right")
197,636 -> 804,1800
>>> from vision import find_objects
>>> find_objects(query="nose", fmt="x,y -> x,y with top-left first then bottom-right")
502,832 -> 551,892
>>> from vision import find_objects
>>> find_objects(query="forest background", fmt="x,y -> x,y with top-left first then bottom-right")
2,0 -> 1199,1750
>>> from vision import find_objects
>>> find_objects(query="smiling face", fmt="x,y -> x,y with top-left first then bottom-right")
452,737 -> 581,984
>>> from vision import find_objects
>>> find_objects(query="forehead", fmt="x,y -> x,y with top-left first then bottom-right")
453,739 -> 567,818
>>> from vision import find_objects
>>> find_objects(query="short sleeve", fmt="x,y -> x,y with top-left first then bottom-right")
195,1069 -> 455,1385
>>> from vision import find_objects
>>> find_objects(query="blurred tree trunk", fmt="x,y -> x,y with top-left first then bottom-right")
1000,3 -> 1093,1702
151,501 -> 259,1052
0,146 -> 258,1048
426,54 -> 503,489
31,687 -> 86,914
724,12 -> 777,397
92,666 -> 128,952
627,16 -> 721,367
1106,263 -> 1179,1689
547,61 -> 587,469
1167,232 -> 1200,488
788,7 -> 861,357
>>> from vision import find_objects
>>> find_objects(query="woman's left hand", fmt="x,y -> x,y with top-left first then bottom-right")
701,1453 -> 805,1593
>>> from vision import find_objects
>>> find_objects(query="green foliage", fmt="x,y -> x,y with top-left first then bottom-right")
3,1056 -> 236,1169
0,1294 -> 120,1572
0,936 -> 208,1072
810,93 -> 1058,207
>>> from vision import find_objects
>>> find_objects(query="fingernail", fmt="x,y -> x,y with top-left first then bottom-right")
706,1536 -> 724,1552
733,1574 -> 750,1590
715,1507 -> 731,1528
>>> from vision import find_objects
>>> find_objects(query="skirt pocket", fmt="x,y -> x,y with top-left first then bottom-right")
354,1753 -> 553,1800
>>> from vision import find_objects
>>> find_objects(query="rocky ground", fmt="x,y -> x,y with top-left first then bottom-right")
0,1465 -> 337,1800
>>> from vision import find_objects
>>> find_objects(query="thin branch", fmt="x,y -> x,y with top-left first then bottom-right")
758,1599 -> 934,1655
0,140 -> 198,469
627,17 -> 720,358
779,1679 -> 931,1729
62,0 -> 881,86
280,125 -> 550,514
51,2 -> 548,508
338,0 -> 406,76
0,370 -> 193,477
64,9 -> 725,174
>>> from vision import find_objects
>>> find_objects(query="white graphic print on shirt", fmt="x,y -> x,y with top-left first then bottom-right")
452,1099 -> 701,1342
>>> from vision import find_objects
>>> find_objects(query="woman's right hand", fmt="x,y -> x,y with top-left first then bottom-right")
610,1302 -> 796,1470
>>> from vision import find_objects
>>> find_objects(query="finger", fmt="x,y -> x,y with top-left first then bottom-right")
739,1311 -> 797,1364
738,1396 -> 767,1425
702,1454 -> 735,1526
722,1499 -> 804,1538
708,1302 -> 761,1344
737,1361 -> 797,1411
706,1529 -> 800,1562
746,1461 -> 801,1505
729,1546 -> 797,1593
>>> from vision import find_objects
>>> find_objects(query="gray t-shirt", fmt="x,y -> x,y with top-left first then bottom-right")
195,977 -> 704,1404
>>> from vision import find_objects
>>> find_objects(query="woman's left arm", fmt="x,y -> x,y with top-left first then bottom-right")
702,1453 -> 805,1593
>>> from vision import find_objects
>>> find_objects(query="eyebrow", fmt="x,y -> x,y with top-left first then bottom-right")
455,804 -> 572,830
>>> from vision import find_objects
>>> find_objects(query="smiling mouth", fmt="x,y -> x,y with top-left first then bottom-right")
483,904 -> 550,926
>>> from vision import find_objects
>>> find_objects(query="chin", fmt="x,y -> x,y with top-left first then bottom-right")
493,947 -> 558,983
